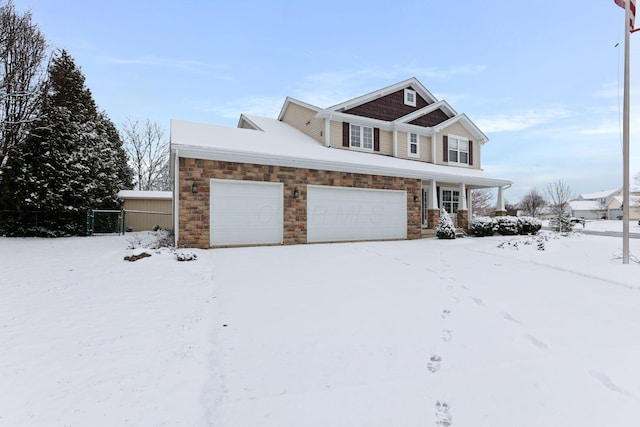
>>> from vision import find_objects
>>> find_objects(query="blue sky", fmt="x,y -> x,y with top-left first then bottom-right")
12,0 -> 640,202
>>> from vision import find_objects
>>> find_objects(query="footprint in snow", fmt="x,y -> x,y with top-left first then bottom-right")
427,354 -> 442,373
501,311 -> 522,324
442,329 -> 453,342
435,400 -> 452,426
589,370 -> 637,400
441,309 -> 451,319
471,296 -> 485,306
524,334 -> 549,350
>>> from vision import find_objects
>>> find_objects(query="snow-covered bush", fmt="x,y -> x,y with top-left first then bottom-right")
519,216 -> 542,235
436,208 -> 456,239
175,250 -> 197,262
469,216 -> 497,236
496,216 -> 520,236
549,215 -> 574,233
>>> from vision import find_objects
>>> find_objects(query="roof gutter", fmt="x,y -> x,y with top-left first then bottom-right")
172,143 -> 513,188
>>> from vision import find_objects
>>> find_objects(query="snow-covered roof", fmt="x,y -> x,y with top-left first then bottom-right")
569,200 -> 603,211
579,189 -> 619,200
170,115 -> 512,188
118,190 -> 172,200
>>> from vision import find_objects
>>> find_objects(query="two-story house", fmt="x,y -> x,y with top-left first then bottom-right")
170,77 -> 512,248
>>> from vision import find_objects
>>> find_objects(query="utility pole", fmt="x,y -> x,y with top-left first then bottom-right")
615,0 -> 636,264
623,0 -> 631,264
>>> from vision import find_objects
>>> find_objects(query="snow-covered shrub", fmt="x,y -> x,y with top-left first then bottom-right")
469,216 -> 497,236
519,216 -> 542,235
175,250 -> 197,261
549,215 -> 574,233
496,216 -> 520,236
126,229 -> 174,250
436,208 -> 456,239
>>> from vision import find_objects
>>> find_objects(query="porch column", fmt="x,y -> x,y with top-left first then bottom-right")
496,186 -> 507,217
427,179 -> 439,228
457,182 -> 469,229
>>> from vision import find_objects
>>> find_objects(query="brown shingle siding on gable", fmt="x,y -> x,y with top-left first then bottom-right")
342,88 -> 430,121
408,109 -> 450,127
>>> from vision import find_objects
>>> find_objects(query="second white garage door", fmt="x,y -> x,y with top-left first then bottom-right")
210,179 -> 283,246
307,185 -> 407,243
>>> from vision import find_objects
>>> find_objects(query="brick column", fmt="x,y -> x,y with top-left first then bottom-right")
427,209 -> 440,229
495,210 -> 507,217
457,209 -> 469,229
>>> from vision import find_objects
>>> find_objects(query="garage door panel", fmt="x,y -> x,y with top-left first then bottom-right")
307,185 -> 407,243
210,179 -> 283,246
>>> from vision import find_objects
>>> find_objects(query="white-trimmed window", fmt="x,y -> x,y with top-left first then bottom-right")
441,188 -> 460,214
404,88 -> 416,107
350,124 -> 373,150
408,132 -> 419,158
447,135 -> 469,165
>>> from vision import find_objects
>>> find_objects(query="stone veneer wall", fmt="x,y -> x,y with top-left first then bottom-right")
178,158 -> 422,248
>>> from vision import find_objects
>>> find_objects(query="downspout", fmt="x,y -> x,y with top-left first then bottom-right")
325,114 -> 331,147
393,128 -> 398,157
431,134 -> 437,163
173,148 -> 180,246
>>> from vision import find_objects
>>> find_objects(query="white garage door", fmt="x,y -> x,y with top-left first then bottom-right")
307,185 -> 407,243
210,179 -> 283,246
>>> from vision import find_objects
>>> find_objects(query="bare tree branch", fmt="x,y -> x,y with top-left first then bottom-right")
471,188 -> 494,216
120,118 -> 170,191
545,179 -> 573,232
0,0 -> 48,179
520,188 -> 547,217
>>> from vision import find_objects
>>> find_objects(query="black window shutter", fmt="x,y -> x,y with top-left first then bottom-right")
468,140 -> 473,165
374,128 -> 380,151
342,122 -> 349,147
443,135 -> 448,162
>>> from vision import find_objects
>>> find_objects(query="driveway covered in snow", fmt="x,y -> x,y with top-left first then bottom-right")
1,231 -> 640,426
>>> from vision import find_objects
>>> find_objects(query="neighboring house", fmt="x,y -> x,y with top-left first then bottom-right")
571,188 -> 640,220
118,190 -> 172,231
170,77 -> 512,248
569,200 -> 606,220
606,193 -> 640,220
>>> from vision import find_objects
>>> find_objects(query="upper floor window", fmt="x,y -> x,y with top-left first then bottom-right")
350,124 -> 373,150
448,135 -> 469,165
408,132 -> 419,158
404,89 -> 417,107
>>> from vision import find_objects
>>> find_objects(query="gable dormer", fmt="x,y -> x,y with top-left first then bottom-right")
328,78 -> 450,125
278,77 -> 487,170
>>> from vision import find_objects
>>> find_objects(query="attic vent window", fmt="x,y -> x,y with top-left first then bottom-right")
404,89 -> 417,107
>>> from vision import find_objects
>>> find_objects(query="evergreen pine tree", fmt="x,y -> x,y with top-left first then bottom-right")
3,50 -> 133,235
436,207 -> 456,239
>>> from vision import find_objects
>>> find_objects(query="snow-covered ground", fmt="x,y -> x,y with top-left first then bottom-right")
1,227 -> 640,426
579,219 -> 640,233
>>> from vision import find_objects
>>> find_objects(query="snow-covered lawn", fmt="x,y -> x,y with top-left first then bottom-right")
1,230 -> 640,426
580,219 -> 640,233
